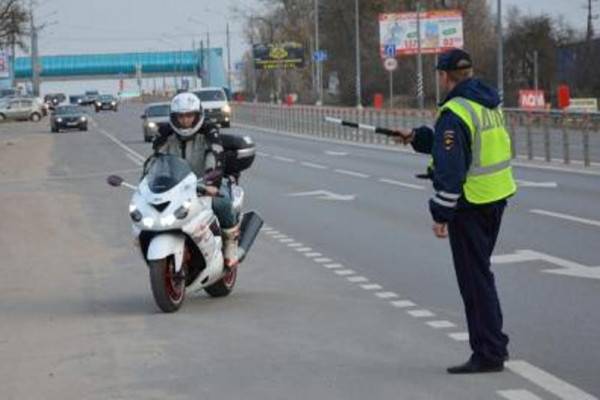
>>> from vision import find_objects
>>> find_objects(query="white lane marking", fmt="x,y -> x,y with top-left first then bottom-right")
407,309 -> 436,318
448,332 -> 469,341
98,129 -> 145,163
300,161 -> 328,170
324,263 -> 343,269
360,284 -> 383,290
516,179 -> 558,188
378,178 -> 426,190
390,300 -> 416,308
126,153 -> 143,166
265,230 -> 280,236
279,238 -> 294,243
507,360 -> 598,400
295,247 -> 312,252
304,252 -> 322,258
426,320 -> 456,329
261,227 -> 274,232
325,151 -> 348,156
334,169 -> 370,179
492,249 -> 600,280
497,389 -> 544,400
313,257 -> 332,263
256,151 -> 271,157
271,234 -> 287,239
273,156 -> 296,163
287,243 -> 303,248
288,190 -> 355,201
530,209 -> 600,228
334,269 -> 355,276
347,276 -> 369,283
375,292 -> 399,299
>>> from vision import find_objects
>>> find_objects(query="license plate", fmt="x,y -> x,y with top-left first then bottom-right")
67,122 -> 78,126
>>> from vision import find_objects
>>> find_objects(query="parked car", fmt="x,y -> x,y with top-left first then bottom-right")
50,105 -> 88,132
193,87 -> 231,128
69,95 -> 84,105
141,102 -> 170,142
0,98 -> 44,122
94,94 -> 118,112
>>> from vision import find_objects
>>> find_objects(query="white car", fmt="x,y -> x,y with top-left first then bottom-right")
193,87 -> 231,128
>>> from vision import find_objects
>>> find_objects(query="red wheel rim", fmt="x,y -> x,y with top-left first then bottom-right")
222,267 -> 237,288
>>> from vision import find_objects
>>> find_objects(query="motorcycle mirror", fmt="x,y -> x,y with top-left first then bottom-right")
107,175 -> 124,187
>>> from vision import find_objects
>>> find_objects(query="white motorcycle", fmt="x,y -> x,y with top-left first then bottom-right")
107,134 -> 262,312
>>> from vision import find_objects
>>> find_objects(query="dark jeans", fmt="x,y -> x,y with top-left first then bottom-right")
212,181 -> 237,229
448,200 -> 509,363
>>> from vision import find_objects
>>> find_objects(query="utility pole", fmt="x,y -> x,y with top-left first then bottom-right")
29,2 -> 40,96
206,31 -> 211,86
586,0 -> 598,41
226,22 -> 232,91
533,50 -> 539,91
497,0 -> 504,103
315,0 -> 323,106
416,1 -> 424,110
355,0 -> 362,108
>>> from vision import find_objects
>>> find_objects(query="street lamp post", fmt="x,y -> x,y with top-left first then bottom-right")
416,0 -> 425,110
355,0 -> 362,108
315,0 -> 323,106
497,0 -> 504,103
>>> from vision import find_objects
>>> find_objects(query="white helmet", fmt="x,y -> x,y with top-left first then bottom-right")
169,92 -> 204,138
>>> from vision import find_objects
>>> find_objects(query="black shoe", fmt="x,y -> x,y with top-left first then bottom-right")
446,358 -> 504,374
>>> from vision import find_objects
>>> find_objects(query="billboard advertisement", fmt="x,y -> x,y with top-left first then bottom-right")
379,10 -> 464,57
519,90 -> 546,110
253,42 -> 305,70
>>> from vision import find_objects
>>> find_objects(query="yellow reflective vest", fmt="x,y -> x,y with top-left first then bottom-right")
438,97 -> 517,204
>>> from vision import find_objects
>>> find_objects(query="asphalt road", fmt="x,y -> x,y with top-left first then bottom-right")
1,102 -> 598,400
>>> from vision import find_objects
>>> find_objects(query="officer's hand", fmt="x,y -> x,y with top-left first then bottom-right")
432,222 -> 448,239
392,128 -> 414,145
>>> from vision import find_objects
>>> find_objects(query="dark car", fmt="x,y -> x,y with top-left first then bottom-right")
69,95 -> 84,105
50,105 -> 88,133
80,90 -> 100,106
141,102 -> 170,142
193,87 -> 231,127
94,94 -> 118,112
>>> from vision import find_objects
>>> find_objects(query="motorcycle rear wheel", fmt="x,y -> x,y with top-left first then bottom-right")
149,258 -> 185,312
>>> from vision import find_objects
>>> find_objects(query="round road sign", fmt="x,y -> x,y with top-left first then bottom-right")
384,58 -> 398,71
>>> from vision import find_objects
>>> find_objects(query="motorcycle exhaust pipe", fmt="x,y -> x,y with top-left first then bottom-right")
237,211 -> 264,263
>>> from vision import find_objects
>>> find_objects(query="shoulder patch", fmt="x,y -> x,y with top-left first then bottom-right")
443,130 -> 455,150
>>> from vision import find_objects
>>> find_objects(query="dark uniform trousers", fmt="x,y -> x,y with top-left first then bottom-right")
447,199 -> 509,364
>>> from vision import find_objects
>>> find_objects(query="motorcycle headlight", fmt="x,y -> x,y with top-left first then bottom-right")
56,118 -> 63,122
159,214 -> 176,227
222,104 -> 231,113
174,200 -> 192,220
80,116 -> 87,122
142,217 -> 154,228
96,102 -> 101,106
130,210 -> 142,222
147,122 -> 157,129
111,101 -> 116,105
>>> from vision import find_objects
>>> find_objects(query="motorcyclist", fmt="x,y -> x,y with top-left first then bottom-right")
152,92 -> 240,268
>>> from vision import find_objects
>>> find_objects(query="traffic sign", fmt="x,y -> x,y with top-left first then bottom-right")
384,44 -> 396,58
313,50 -> 328,62
384,57 -> 398,71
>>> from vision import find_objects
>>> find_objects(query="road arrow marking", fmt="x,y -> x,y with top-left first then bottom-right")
288,190 -> 356,201
492,249 -> 600,280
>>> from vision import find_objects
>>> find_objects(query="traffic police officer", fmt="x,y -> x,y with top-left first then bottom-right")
399,48 -> 517,374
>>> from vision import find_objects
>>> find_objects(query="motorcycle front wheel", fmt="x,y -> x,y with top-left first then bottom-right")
204,267 -> 237,297
149,258 -> 185,312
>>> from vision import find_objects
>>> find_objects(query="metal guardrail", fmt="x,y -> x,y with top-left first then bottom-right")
232,102 -> 600,168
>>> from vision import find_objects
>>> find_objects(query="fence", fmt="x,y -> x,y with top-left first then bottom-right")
232,102 -> 600,168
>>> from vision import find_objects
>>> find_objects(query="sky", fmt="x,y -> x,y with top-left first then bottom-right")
17,0 -> 588,95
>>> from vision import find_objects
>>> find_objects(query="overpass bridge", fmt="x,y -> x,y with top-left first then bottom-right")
13,49 -> 226,87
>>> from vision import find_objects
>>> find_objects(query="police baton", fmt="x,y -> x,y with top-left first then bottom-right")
324,117 -> 412,142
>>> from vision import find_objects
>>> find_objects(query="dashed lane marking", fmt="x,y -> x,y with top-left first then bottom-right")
334,269 -> 355,276
407,309 -> 436,318
375,292 -> 399,299
334,169 -> 370,179
378,178 -> 426,190
426,320 -> 456,329
390,300 -> 416,308
497,389 -> 544,400
301,161 -> 328,170
448,332 -> 469,342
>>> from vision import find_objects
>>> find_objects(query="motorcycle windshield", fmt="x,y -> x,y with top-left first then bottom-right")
144,154 -> 193,194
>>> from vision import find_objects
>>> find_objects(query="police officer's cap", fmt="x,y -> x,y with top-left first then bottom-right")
436,48 -> 473,71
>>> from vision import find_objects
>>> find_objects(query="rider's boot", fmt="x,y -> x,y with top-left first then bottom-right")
222,223 -> 240,269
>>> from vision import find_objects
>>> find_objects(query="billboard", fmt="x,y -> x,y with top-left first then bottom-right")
0,50 -> 10,78
519,90 -> 546,110
379,10 -> 464,56
253,42 -> 305,70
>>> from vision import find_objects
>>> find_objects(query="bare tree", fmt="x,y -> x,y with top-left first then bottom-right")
0,0 -> 29,51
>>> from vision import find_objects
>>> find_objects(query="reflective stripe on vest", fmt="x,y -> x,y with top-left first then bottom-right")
439,97 -> 517,204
